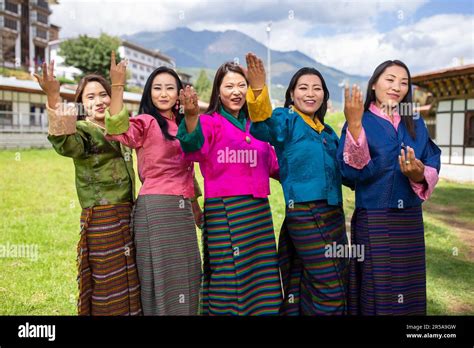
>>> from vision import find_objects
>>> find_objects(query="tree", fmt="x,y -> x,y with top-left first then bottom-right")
194,69 -> 212,103
59,33 -> 122,79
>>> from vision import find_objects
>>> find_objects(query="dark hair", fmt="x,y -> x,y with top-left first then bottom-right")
139,66 -> 184,141
75,74 -> 111,119
206,62 -> 249,117
364,60 -> 416,139
284,67 -> 330,124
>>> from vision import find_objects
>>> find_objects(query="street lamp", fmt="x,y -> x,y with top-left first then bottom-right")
266,22 -> 272,100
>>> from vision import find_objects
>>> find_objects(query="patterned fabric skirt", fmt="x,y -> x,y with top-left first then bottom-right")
132,194 -> 201,315
201,195 -> 283,316
78,202 -> 142,316
348,206 -> 426,315
279,200 -> 349,315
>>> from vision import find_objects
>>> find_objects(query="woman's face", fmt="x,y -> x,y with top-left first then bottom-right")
82,81 -> 111,120
151,73 -> 179,113
372,65 -> 409,110
219,71 -> 247,116
290,74 -> 324,116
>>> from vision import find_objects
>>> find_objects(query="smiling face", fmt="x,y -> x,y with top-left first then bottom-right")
372,65 -> 409,110
219,71 -> 247,116
290,74 -> 324,116
82,81 -> 111,120
151,72 -> 179,116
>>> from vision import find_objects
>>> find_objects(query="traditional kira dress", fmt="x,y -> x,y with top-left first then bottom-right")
47,104 -> 141,316
338,102 -> 441,315
176,105 -> 283,316
248,86 -> 350,315
105,107 -> 202,316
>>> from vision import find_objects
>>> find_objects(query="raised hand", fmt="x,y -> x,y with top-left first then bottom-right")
33,60 -> 60,108
399,146 -> 425,183
109,50 -> 127,86
179,85 -> 200,119
344,84 -> 364,139
244,52 -> 266,90
344,84 -> 364,125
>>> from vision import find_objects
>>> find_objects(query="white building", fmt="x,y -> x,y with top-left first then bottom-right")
0,0 -> 58,73
119,40 -> 175,88
412,65 -> 474,182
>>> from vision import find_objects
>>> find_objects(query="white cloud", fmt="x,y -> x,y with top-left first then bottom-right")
50,1 -> 472,76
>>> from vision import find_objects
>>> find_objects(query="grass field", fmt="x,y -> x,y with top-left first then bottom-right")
0,112 -> 472,315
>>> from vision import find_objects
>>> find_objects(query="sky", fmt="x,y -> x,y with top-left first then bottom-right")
50,0 -> 474,76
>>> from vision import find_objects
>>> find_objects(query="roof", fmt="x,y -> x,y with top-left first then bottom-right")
412,64 -> 474,83
0,76 -> 142,103
0,76 -> 209,108
120,40 -> 174,63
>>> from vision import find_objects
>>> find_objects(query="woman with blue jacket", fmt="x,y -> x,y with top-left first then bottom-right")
246,53 -> 349,315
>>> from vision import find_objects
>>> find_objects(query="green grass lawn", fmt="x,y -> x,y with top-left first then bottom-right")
0,112 -> 472,315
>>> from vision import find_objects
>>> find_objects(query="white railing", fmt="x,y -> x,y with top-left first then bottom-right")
0,111 -> 48,133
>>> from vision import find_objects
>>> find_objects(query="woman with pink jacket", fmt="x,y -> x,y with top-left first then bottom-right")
177,58 -> 282,315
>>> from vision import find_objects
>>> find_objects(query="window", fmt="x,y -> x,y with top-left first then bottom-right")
5,0 -> 18,13
465,112 -> 474,146
36,28 -> 48,39
4,17 -> 18,30
37,12 -> 48,24
0,102 -> 13,126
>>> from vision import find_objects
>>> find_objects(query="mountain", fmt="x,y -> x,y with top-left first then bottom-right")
122,27 -> 368,105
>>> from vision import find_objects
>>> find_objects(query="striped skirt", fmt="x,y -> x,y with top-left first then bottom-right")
132,194 -> 201,315
279,200 -> 349,315
78,202 -> 142,316
348,207 -> 426,315
201,195 -> 283,315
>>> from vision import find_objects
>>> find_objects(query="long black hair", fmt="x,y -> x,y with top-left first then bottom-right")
139,66 -> 184,141
364,60 -> 416,139
284,67 -> 330,124
206,62 -> 249,117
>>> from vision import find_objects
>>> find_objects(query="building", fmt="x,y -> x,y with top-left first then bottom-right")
0,0 -> 59,72
0,75 -> 141,148
0,75 -> 209,149
118,40 -> 175,88
412,64 -> 474,182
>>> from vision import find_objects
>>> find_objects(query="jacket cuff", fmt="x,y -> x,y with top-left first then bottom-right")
246,85 -> 272,122
176,118 -> 205,153
46,103 -> 77,136
105,105 -> 130,135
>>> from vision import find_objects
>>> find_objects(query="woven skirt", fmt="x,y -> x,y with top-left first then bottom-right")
201,195 -> 283,316
278,200 -> 349,315
132,194 -> 201,315
348,206 -> 426,315
78,202 -> 142,316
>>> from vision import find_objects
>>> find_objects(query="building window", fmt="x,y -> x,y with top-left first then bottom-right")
37,12 -> 48,24
465,112 -> 474,146
35,28 -> 48,39
37,0 -> 49,10
0,102 -> 13,127
5,0 -> 18,13
4,17 -> 18,30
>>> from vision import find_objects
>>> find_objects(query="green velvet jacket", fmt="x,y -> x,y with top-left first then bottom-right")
48,120 -> 135,209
